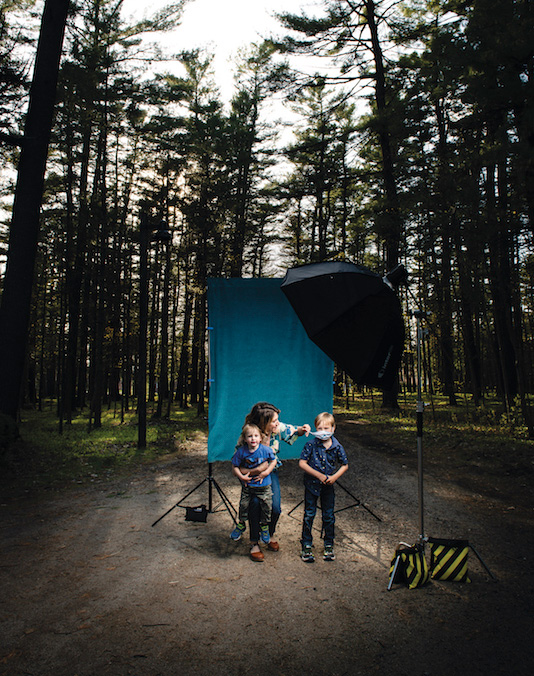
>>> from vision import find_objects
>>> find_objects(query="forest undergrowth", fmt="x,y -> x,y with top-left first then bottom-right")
1,393 -> 533,509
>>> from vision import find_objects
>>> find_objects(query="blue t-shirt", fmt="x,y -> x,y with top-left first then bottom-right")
232,443 -> 276,487
300,436 -> 348,496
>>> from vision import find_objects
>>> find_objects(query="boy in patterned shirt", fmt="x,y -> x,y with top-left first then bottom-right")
299,412 -> 348,562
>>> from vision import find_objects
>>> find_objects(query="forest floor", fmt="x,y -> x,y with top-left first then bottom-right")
1,414 -> 533,676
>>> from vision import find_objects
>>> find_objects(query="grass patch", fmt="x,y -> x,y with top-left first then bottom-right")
0,404 -> 208,495
334,392 -> 534,504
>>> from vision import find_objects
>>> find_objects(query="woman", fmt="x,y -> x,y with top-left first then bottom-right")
238,401 -> 310,562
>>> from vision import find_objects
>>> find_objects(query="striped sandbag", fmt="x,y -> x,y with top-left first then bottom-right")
389,544 -> 429,589
428,537 -> 471,583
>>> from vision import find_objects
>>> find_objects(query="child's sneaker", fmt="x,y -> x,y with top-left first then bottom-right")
323,544 -> 335,561
260,525 -> 270,544
301,545 -> 315,563
230,523 -> 246,541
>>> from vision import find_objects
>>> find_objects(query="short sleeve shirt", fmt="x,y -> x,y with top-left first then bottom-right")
232,443 -> 276,487
300,436 -> 348,496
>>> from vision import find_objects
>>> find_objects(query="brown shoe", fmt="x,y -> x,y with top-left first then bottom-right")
249,548 -> 264,562
267,541 -> 280,552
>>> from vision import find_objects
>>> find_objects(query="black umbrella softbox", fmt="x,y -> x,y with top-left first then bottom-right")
281,262 -> 405,389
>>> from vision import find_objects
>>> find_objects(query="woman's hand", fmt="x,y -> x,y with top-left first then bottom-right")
297,424 -> 311,436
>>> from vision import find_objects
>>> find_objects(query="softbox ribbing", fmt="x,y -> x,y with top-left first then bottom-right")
281,262 -> 405,389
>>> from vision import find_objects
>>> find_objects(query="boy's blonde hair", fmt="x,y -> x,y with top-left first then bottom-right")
315,411 -> 335,428
237,423 -> 262,447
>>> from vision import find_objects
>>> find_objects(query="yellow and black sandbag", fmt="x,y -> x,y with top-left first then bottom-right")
389,543 -> 429,589
428,537 -> 471,583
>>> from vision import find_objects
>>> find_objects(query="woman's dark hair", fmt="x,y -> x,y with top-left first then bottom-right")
245,402 -> 280,437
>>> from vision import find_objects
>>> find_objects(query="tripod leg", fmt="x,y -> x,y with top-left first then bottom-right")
388,555 -> 402,591
287,499 -> 304,517
470,544 -> 497,581
211,477 -> 239,525
336,481 -> 382,522
151,477 -> 208,527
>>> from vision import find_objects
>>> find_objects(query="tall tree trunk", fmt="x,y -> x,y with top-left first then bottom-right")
63,127 -> 92,422
365,1 -> 402,409
155,240 -> 171,418
486,158 -> 517,412
176,284 -> 193,408
0,0 -> 70,421
434,99 -> 457,405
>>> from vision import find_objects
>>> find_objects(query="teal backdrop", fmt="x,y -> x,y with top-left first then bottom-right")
207,278 -> 334,462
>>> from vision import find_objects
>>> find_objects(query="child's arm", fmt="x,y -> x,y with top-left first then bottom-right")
323,463 -> 348,485
299,458 -> 329,484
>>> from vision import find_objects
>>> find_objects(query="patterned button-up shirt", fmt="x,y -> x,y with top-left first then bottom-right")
300,436 -> 348,495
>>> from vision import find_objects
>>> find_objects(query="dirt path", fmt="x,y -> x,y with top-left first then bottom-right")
1,423 -> 533,676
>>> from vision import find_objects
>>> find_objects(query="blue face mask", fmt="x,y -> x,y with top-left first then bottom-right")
310,430 -> 333,441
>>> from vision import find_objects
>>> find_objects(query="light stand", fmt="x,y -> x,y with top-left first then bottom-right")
414,309 -> 426,543
388,304 -> 496,590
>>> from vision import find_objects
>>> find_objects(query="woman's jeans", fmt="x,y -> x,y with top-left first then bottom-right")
301,484 -> 335,547
249,470 -> 281,542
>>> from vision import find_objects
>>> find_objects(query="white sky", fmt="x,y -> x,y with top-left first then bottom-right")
122,0 -> 325,100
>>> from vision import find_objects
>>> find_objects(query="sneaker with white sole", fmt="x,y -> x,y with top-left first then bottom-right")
301,545 -> 315,563
323,544 -> 335,561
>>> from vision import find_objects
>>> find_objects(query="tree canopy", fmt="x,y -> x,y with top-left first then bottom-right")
0,0 -> 533,436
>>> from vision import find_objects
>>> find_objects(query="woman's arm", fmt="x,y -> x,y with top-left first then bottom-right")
232,465 -> 251,483
240,460 -> 269,476
256,457 -> 277,481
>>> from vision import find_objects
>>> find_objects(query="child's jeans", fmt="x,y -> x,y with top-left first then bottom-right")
239,484 -> 272,526
301,484 -> 335,547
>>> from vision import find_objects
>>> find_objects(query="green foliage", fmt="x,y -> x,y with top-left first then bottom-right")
334,391 -> 534,486
0,405 -> 207,494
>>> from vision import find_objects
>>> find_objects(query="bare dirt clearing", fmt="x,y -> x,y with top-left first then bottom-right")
1,418 -> 533,676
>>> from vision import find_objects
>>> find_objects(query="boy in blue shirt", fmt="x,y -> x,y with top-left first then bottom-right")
230,423 -> 277,545
299,412 -> 348,562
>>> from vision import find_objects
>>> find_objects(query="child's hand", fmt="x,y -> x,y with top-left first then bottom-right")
323,474 -> 334,485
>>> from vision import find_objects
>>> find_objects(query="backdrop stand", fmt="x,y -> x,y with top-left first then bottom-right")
151,463 -> 238,528
287,480 -> 381,522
